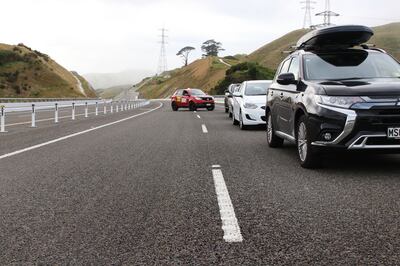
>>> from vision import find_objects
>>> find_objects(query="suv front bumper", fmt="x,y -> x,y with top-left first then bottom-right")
311,104 -> 400,150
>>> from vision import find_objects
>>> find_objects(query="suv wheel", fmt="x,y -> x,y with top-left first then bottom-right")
171,102 -> 178,111
189,102 -> 197,111
207,106 -> 215,111
296,115 -> 321,168
266,111 -> 283,147
225,106 -> 229,113
232,109 -> 239,125
239,110 -> 248,130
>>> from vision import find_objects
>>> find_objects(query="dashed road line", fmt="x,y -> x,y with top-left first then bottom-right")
201,124 -> 208,133
197,115 -> 201,119
211,165 -> 243,243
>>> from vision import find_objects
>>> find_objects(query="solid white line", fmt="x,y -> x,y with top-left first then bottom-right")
0,102 -> 163,160
201,124 -> 208,133
212,168 -> 243,243
212,165 -> 221,168
197,115 -> 201,119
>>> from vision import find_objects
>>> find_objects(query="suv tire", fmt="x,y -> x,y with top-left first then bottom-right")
232,109 -> 239,125
296,115 -> 321,168
239,110 -> 248,130
266,111 -> 284,147
171,102 -> 178,111
189,102 -> 197,111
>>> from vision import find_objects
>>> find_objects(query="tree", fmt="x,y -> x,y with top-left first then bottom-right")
201,39 -> 224,57
176,46 -> 195,66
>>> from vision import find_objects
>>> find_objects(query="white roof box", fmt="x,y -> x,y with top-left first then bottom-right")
297,25 -> 374,50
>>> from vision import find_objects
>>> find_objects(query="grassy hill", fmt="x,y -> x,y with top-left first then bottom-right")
137,56 -> 232,99
248,29 -> 309,70
249,22 -> 400,70
370,22 -> 400,60
0,43 -> 96,98
97,84 -> 132,99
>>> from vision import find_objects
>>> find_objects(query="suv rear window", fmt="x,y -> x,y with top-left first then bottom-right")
303,50 -> 400,80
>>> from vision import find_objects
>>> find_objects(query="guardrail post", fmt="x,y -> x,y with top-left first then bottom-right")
116,102 -> 119,113
104,101 -> 107,114
95,102 -> 98,116
72,102 -> 76,120
31,104 -> 36,128
85,102 -> 88,118
55,103 -> 59,123
110,101 -> 114,113
0,106 -> 6,132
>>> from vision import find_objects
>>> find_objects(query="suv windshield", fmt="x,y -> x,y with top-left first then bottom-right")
190,89 -> 206,95
304,50 -> 400,80
245,83 -> 270,96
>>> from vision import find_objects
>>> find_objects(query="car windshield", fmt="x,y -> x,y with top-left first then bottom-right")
245,83 -> 270,96
190,89 -> 206,95
304,50 -> 400,80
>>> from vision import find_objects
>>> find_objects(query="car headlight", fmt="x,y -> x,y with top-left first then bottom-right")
316,95 -> 365,109
243,102 -> 258,109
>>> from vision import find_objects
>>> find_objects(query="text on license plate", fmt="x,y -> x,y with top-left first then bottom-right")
387,127 -> 400,139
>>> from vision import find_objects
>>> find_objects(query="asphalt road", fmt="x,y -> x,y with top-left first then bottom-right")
1,101 -> 400,264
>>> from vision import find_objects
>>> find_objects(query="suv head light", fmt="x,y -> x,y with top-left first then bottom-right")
243,102 -> 258,109
316,95 -> 365,109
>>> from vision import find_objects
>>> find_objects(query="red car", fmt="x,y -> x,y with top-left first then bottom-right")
171,88 -> 215,111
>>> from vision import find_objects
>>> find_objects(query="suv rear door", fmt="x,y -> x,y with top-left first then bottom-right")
279,56 -> 301,135
270,58 -> 291,133
181,89 -> 190,107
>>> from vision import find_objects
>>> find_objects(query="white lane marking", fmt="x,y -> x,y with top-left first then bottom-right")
201,124 -> 208,133
212,168 -> 243,243
212,165 -> 221,168
197,115 -> 201,119
0,103 -> 163,160
194,111 -> 197,113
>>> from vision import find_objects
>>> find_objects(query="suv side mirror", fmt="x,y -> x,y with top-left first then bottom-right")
277,73 -> 297,85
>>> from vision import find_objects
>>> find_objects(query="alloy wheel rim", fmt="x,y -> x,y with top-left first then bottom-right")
267,115 -> 273,142
298,122 -> 308,162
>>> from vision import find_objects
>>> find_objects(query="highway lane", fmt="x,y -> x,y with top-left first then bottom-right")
1,101 -> 400,264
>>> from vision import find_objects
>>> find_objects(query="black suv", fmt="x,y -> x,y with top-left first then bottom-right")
266,25 -> 400,168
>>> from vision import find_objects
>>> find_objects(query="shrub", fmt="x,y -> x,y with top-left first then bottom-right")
13,85 -> 21,94
213,62 -> 276,94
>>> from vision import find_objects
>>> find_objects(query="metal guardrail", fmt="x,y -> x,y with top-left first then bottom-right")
0,99 -> 150,133
0,98 -> 100,103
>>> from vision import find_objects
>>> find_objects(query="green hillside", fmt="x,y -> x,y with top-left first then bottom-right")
97,84 -> 132,99
0,43 -> 96,98
370,22 -> 400,60
137,56 -> 232,99
248,29 -> 309,70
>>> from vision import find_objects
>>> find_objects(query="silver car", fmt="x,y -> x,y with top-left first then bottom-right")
224,83 -> 240,117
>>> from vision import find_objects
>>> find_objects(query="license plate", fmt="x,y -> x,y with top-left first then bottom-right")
206,103 -> 211,106
387,127 -> 400,139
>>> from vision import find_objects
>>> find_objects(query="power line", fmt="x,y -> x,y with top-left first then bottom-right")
315,0 -> 340,27
301,0 -> 316,29
157,28 -> 168,75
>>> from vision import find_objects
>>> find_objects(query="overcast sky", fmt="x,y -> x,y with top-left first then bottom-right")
1,0 -> 398,74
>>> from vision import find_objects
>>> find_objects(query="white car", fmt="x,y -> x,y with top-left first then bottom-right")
232,80 -> 272,130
